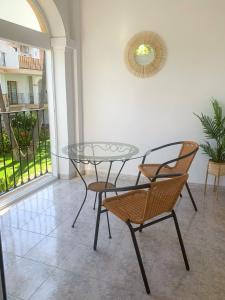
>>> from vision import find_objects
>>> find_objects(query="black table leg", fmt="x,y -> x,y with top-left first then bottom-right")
71,160 -> 88,228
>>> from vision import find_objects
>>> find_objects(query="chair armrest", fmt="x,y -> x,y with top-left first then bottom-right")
155,149 -> 198,176
99,183 -> 151,197
152,173 -> 183,179
137,140 -> 197,186
101,173 -> 182,197
145,141 -> 185,156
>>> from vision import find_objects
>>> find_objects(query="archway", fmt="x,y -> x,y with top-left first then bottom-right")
0,0 -> 80,194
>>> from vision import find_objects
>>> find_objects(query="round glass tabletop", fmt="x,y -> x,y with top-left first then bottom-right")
55,142 -> 142,162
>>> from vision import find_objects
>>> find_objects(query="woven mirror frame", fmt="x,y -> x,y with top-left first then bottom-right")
125,31 -> 167,78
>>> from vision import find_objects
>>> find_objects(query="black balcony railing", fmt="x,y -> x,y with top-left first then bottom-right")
0,108 -> 51,195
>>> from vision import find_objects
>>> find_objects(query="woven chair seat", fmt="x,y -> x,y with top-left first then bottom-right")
138,163 -> 177,178
94,174 -> 190,294
88,181 -> 115,192
103,190 -> 147,224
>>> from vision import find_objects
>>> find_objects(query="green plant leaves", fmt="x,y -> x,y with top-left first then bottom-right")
195,99 -> 225,162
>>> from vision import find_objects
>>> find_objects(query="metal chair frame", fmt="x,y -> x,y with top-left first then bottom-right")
136,141 -> 199,211
93,174 -> 189,295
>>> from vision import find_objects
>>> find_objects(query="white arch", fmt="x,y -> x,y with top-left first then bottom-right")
31,0 -> 66,37
0,0 -> 81,179
34,0 -> 81,179
0,0 -> 41,31
0,0 -> 68,47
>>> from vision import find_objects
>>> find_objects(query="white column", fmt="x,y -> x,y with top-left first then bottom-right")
47,37 -> 78,179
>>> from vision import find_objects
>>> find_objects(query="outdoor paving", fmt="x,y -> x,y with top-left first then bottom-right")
1,174 -> 225,300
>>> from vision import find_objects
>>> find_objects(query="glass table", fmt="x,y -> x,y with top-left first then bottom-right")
55,142 -> 144,228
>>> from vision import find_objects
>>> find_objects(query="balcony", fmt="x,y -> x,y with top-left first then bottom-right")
0,108 -> 51,195
0,93 -> 48,112
19,55 -> 43,71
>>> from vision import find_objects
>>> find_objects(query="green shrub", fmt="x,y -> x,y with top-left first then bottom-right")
0,175 -> 15,193
0,130 -> 11,153
40,125 -> 50,142
11,112 -> 37,149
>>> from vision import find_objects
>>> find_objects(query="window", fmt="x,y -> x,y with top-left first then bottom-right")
20,45 -> 30,56
0,51 -> 6,66
7,81 -> 18,104
32,48 -> 40,59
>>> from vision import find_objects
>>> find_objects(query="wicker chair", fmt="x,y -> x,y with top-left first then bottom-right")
137,141 -> 199,211
93,174 -> 189,295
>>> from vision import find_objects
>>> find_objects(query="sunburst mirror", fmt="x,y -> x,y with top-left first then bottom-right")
125,31 -> 167,78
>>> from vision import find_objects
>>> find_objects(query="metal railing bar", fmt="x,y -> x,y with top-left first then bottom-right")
43,110 -> 48,173
15,112 -> 24,185
30,111 -> 37,179
0,114 -> 8,192
23,111 -> 30,182
7,113 -> 16,188
36,110 -> 42,175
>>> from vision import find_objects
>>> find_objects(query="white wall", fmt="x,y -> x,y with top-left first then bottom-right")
81,0 -> 225,184
1,74 -> 30,103
0,40 -> 19,68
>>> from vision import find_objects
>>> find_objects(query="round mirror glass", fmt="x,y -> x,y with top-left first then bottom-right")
134,44 -> 155,66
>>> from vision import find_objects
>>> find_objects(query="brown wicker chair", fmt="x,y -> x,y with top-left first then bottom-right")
93,174 -> 189,295
137,141 -> 199,211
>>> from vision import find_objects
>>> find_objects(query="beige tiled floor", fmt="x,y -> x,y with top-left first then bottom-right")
1,175 -> 225,300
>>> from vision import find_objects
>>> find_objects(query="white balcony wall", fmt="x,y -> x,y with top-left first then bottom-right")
0,74 -> 41,103
0,40 -> 19,68
81,0 -> 225,185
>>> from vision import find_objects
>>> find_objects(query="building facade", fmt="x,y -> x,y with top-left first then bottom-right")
0,40 -> 44,110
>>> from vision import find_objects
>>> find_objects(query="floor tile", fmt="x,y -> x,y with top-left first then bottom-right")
1,227 -> 44,256
21,213 -> 61,235
1,177 -> 225,299
25,236 -> 76,267
5,257 -> 55,300
29,268 -> 101,300
0,206 -> 39,230
16,196 -> 53,214
7,296 -> 22,300
2,251 -> 21,270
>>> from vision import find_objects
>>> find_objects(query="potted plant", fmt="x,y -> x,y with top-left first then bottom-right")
195,99 -> 225,186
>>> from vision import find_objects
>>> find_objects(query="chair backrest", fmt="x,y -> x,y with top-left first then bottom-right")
174,141 -> 199,173
143,174 -> 188,221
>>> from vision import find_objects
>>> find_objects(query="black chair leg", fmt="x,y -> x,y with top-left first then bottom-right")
139,223 -> 143,232
93,192 -> 97,210
106,211 -> 112,239
185,182 -> 197,211
127,221 -> 151,294
172,210 -> 190,271
93,197 -> 102,250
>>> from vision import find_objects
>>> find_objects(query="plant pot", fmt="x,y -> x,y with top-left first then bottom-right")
208,160 -> 225,176
204,160 -> 225,198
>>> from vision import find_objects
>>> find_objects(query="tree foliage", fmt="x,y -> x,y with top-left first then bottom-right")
11,112 -> 37,149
